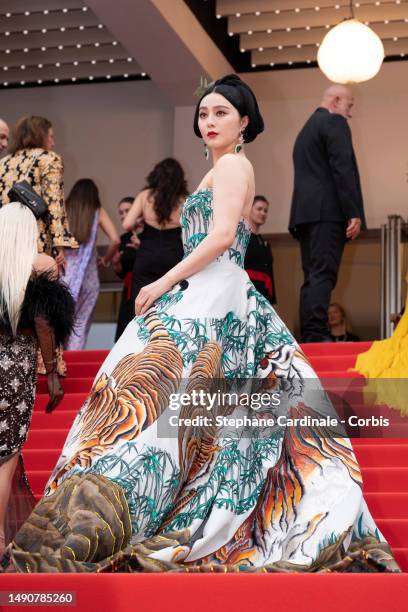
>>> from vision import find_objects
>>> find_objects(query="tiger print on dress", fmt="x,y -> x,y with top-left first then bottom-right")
198,402 -> 362,567
47,311 -> 183,490
160,341 -> 234,530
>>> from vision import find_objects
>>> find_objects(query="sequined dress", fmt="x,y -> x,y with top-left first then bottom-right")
0,273 -> 74,545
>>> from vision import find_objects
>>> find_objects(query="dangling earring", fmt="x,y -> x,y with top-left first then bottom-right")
235,128 -> 245,154
204,143 -> 209,160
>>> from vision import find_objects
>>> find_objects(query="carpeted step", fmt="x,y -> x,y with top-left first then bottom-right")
354,444 -> 408,466
2,573 -> 408,612
363,493 -> 408,519
308,355 -> 360,371
361,468 -> 408,492
299,341 -> 372,356
392,548 -> 408,571
23,449 -> 60,470
351,438 -> 408,445
31,410 -> 79,428
377,519 -> 408,548
60,362 -> 101,377
37,378 -> 93,394
64,349 -> 108,363
309,370 -> 364,378
25,429 -> 71,449
33,393 -> 86,412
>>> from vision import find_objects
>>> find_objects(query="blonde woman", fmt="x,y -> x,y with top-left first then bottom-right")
0,202 -> 74,556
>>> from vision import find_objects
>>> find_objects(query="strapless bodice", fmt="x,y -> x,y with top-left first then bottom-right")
181,188 -> 251,268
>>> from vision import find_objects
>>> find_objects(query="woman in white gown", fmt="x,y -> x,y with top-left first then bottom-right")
6,75 -> 399,574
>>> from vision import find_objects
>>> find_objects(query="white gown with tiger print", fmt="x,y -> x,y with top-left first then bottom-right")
10,188 -> 399,573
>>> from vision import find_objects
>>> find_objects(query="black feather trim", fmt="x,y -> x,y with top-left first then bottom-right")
21,272 -> 75,346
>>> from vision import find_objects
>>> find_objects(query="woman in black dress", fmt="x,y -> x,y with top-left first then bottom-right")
0,202 -> 74,556
113,197 -> 144,341
123,158 -> 187,306
244,194 -> 277,305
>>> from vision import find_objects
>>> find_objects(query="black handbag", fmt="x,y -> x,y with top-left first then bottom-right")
8,179 -> 48,219
5,153 -> 48,220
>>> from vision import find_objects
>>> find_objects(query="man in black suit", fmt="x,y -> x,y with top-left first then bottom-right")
289,85 -> 366,343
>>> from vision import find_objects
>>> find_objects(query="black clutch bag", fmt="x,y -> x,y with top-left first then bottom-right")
8,180 -> 48,219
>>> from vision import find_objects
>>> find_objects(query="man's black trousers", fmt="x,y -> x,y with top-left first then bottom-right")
297,222 -> 347,343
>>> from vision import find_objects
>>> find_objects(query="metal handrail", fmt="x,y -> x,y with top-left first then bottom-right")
380,215 -> 408,338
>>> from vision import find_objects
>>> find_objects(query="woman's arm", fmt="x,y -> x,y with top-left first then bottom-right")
39,152 -> 77,250
33,253 -> 58,278
123,190 -> 148,232
99,207 -> 120,266
136,155 -> 249,315
34,316 -> 64,412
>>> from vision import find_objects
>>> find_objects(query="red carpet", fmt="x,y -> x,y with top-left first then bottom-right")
2,342 -> 407,612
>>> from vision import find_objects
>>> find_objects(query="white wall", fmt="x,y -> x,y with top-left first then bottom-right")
1,79 -> 174,241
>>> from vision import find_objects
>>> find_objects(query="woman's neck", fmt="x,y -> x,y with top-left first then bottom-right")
211,144 -> 243,164
330,323 -> 346,336
251,222 -> 261,234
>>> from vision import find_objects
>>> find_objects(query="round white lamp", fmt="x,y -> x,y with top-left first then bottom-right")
317,18 -> 384,84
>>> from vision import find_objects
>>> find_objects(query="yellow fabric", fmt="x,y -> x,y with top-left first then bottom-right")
353,285 -> 408,415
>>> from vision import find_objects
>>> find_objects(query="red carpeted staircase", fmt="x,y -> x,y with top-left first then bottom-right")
3,342 -> 408,612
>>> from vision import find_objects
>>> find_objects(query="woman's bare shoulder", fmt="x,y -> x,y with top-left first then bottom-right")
215,153 -> 253,171
33,253 -> 58,277
214,154 -> 254,185
139,188 -> 151,200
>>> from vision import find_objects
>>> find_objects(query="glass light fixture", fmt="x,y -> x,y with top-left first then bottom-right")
317,0 -> 384,83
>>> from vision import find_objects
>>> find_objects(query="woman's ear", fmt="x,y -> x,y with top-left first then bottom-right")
241,115 -> 249,130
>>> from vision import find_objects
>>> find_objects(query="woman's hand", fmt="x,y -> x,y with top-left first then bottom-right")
128,232 -> 141,249
112,251 -> 123,275
55,248 -> 66,275
97,255 -> 110,267
135,276 -> 173,316
45,372 -> 64,413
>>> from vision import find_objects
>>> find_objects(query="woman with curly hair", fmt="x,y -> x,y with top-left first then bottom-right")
123,157 -> 187,308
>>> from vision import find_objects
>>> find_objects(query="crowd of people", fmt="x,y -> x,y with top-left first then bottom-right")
0,74 -> 405,573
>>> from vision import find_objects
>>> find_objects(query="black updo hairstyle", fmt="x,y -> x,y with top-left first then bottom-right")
193,74 -> 264,144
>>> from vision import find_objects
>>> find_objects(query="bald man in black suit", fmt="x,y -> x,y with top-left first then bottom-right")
289,85 -> 366,343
